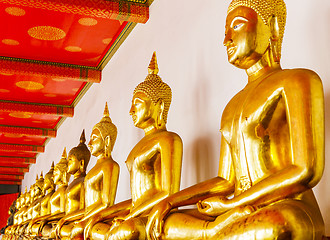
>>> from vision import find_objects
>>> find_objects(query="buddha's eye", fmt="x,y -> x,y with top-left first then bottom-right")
233,23 -> 243,30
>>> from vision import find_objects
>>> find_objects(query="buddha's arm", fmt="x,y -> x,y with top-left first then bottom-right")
80,162 -> 120,222
84,199 -> 132,239
147,136 -> 235,239
125,134 -> 184,220
201,72 -> 325,214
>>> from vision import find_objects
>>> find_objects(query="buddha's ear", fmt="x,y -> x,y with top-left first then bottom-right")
156,100 -> 165,127
269,15 -> 280,41
79,159 -> 85,172
104,136 -> 111,157
268,15 -> 280,63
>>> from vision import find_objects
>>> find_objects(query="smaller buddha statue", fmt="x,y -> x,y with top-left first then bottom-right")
54,130 -> 91,239
84,52 -> 183,240
30,149 -> 69,238
61,103 -> 120,240
22,173 -> 44,239
27,162 -> 56,237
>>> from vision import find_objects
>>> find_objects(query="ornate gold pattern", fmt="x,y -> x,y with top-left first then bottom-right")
9,113 -> 32,119
78,18 -> 98,26
2,39 -> 20,46
27,26 -> 66,41
16,81 -> 44,90
65,46 -> 82,52
5,7 -> 26,16
44,94 -> 57,97
102,38 -> 112,44
0,89 -> 10,93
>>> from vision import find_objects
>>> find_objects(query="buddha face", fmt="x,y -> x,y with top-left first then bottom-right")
89,128 -> 105,157
224,6 -> 271,69
68,153 -> 80,175
53,166 -> 63,185
129,92 -> 155,129
43,174 -> 53,192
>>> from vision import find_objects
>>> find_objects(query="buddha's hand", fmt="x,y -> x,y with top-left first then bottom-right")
197,196 -> 233,216
109,217 -> 125,232
55,218 -> 64,239
146,200 -> 172,240
84,216 -> 101,240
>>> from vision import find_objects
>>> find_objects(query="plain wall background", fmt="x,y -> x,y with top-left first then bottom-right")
22,0 -> 330,234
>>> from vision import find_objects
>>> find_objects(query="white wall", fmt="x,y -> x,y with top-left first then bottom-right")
23,0 -> 330,234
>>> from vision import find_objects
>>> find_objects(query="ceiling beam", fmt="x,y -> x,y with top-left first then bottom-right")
0,180 -> 21,185
0,57 -> 101,83
0,175 -> 24,180
0,125 -> 56,138
0,162 -> 29,168
0,144 -> 44,153
0,156 -> 36,164
0,101 -> 74,117
0,167 -> 29,175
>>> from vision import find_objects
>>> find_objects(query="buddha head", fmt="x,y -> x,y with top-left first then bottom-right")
53,148 -> 69,186
130,52 -> 172,130
89,103 -> 117,158
224,0 -> 286,69
68,130 -> 91,175
44,162 -> 55,194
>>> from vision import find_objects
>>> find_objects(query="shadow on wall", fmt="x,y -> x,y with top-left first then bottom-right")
188,135 -> 216,184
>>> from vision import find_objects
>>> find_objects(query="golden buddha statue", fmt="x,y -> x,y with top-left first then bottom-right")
58,103 -> 119,240
30,149 -> 69,238
4,195 -> 21,240
53,130 -> 91,239
146,0 -> 325,239
84,52 -> 183,240
27,162 -> 56,237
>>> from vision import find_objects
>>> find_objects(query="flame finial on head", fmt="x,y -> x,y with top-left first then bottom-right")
80,129 -> 86,144
148,52 -> 159,75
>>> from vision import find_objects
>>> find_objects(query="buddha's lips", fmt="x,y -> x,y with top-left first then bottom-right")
132,115 -> 137,122
227,46 -> 236,55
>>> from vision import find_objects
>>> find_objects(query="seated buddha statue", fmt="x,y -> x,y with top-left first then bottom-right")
84,52 -> 183,240
15,187 -> 32,238
53,130 -> 91,239
21,174 -> 44,238
27,162 -> 56,237
56,103 -> 120,240
30,149 -> 69,238
146,0 -> 325,239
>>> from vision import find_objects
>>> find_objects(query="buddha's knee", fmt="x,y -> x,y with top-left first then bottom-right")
70,222 -> 84,240
89,222 -> 111,240
108,218 -> 146,240
215,200 -> 323,240
59,224 -> 74,239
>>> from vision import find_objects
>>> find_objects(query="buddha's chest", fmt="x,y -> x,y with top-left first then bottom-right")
221,82 -> 283,145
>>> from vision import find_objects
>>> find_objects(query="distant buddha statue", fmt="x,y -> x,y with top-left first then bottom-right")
84,52 -> 183,240
146,0 -> 325,239
31,149 -> 69,238
59,103 -> 120,240
27,162 -> 56,237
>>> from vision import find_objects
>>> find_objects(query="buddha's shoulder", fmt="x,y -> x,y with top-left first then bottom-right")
153,130 -> 183,144
267,68 -> 322,87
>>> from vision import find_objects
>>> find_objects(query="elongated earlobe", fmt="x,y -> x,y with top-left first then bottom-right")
104,136 -> 111,157
269,15 -> 280,63
156,101 -> 165,127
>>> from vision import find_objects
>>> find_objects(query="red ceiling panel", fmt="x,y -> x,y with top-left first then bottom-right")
0,0 -> 151,185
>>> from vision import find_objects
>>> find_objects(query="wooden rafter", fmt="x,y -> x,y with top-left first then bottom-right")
0,143 -> 44,153
0,175 -> 24,180
0,180 -> 21,185
0,156 -> 36,164
0,101 -> 74,117
0,125 -> 56,138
